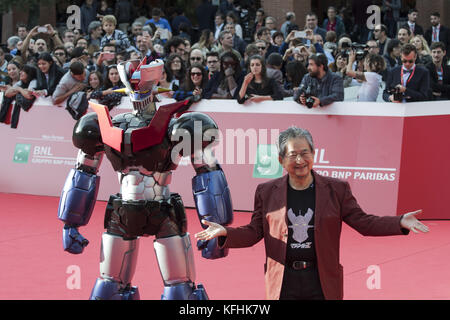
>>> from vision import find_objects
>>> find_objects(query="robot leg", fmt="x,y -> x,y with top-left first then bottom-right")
90,232 -> 140,300
154,233 -> 208,300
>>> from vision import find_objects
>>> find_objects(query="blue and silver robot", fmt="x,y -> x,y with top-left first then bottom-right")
57,58 -> 233,300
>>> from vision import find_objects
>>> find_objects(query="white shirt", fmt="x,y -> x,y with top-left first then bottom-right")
214,23 -> 224,40
432,24 -> 441,42
402,64 -> 415,86
358,72 -> 382,102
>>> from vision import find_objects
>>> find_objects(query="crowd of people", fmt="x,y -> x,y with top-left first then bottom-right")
1,1 -> 449,127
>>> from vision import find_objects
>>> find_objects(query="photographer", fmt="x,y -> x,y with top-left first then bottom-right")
294,54 -> 344,108
383,43 -> 431,103
345,51 -> 386,102
20,25 -> 63,64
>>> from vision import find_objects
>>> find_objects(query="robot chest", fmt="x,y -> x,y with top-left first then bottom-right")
91,100 -> 189,154
115,114 -> 151,154
105,114 -> 175,171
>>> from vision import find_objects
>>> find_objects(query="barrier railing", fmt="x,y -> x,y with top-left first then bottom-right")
1,95 -> 449,219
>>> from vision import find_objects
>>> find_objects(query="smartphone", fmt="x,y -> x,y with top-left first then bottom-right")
294,31 -> 307,38
37,26 -> 48,33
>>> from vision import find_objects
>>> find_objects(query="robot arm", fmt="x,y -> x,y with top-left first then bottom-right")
58,150 -> 103,254
193,165 -> 233,259
169,111 -> 233,259
58,113 -> 104,254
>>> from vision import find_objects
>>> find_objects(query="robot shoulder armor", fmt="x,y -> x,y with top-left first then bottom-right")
169,112 -> 218,138
73,112 -> 103,155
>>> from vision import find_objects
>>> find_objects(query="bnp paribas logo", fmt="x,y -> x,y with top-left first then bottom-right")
252,144 -> 283,179
13,143 -> 31,163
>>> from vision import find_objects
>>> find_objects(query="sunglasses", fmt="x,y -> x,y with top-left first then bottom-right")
190,72 -> 202,76
257,46 -> 266,50
402,59 -> 414,63
54,52 -> 65,56
190,57 -> 202,61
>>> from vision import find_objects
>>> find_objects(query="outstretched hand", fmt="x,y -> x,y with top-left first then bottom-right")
195,219 -> 227,241
400,210 -> 429,233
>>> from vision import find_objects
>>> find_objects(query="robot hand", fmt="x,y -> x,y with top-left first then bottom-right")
196,238 -> 228,260
63,225 -> 89,254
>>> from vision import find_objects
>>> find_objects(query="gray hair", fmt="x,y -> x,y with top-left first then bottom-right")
88,21 -> 101,34
7,36 -> 21,48
278,126 -> 314,157
142,25 -> 153,36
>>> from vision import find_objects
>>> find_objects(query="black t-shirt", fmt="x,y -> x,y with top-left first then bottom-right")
285,179 -> 316,263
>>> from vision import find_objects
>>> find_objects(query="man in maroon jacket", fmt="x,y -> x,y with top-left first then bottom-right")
195,126 -> 429,300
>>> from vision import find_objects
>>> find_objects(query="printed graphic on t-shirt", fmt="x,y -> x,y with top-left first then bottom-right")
287,208 -> 314,249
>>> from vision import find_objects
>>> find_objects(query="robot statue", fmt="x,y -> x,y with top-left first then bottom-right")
57,58 -> 233,300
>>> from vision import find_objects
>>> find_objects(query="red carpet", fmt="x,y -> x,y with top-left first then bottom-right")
1,192 -> 449,300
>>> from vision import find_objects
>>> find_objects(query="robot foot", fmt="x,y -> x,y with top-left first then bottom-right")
90,278 -> 140,300
161,282 -> 209,300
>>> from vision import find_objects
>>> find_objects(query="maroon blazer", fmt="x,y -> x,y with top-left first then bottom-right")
221,171 -> 408,300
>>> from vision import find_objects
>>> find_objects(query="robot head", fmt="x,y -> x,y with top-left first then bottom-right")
117,57 -> 164,112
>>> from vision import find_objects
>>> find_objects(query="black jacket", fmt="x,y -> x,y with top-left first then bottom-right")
383,65 -> 431,102
400,22 -> 424,36
425,25 -> 450,56
35,63 -> 65,97
425,61 -> 450,100
203,71 -> 244,99
237,77 -> 283,104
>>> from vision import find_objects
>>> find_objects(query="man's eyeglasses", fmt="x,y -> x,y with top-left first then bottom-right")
190,57 -> 202,61
54,52 -> 65,56
207,60 -> 219,64
257,46 -> 266,50
285,151 -> 313,161
402,59 -> 414,63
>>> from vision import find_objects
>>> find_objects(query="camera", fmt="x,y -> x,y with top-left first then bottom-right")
340,42 -> 368,61
388,86 -> 404,102
298,82 -> 318,108
352,43 -> 368,61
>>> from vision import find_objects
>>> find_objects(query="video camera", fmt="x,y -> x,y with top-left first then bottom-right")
340,42 -> 369,61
